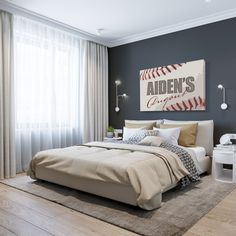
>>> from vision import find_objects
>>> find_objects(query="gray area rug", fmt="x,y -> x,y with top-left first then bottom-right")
1,175 -> 236,236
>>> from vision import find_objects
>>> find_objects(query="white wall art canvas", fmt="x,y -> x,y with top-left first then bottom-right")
140,59 -> 206,111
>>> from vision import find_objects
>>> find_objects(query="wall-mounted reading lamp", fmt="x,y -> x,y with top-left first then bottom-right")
115,80 -> 127,112
217,84 -> 228,110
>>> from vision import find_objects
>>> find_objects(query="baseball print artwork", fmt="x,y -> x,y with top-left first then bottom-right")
140,59 -> 206,111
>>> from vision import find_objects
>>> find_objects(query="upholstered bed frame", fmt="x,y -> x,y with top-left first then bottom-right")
28,119 -> 214,209
35,166 -> 177,206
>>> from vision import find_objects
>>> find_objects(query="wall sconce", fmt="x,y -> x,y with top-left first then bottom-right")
217,84 -> 228,110
115,80 -> 127,112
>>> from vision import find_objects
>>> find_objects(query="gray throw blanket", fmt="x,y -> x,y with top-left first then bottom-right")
160,142 -> 200,187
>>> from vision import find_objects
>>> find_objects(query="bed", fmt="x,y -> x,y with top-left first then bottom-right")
27,119 -> 213,210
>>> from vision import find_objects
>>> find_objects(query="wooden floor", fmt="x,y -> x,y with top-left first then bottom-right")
0,179 -> 235,236
0,182 -> 137,236
185,187 -> 236,236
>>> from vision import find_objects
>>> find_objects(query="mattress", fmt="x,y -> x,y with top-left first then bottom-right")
182,146 -> 211,174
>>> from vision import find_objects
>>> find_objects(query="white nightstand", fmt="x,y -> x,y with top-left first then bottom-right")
212,146 -> 236,183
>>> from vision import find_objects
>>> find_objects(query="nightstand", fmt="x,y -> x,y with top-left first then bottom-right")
104,137 -> 122,141
212,146 -> 236,183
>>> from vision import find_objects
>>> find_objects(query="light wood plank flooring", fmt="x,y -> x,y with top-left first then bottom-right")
0,177 -> 236,236
0,183 -> 137,236
185,187 -> 236,236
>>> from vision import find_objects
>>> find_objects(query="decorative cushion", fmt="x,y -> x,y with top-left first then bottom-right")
128,130 -> 159,143
138,136 -> 163,147
123,127 -> 144,141
125,120 -> 163,128
153,127 -> 180,146
160,123 -> 198,147
125,121 -> 156,129
163,119 -> 214,155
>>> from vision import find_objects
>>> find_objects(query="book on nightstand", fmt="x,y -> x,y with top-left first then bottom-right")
215,144 -> 236,150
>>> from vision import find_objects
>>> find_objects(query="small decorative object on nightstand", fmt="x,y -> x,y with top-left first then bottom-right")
106,126 -> 114,138
212,145 -> 236,183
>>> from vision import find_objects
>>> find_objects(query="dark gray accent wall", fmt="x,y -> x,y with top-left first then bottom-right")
108,18 -> 236,143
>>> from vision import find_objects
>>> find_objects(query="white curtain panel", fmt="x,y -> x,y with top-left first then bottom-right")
81,41 -> 108,143
13,16 -> 109,172
14,16 -> 83,172
0,11 -> 16,179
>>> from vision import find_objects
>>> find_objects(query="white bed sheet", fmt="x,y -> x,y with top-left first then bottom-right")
180,146 -> 211,174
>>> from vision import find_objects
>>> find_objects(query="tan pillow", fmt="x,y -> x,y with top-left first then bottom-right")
163,119 -> 213,156
160,123 -> 198,147
138,136 -> 163,147
125,121 -> 156,130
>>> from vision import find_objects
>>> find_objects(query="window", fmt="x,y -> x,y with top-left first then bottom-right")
14,16 -> 81,129
14,16 -> 83,171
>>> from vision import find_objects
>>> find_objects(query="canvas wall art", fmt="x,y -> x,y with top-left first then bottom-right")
140,59 -> 206,111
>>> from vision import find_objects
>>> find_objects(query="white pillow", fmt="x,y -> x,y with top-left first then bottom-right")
139,136 -> 163,147
123,127 -> 144,141
153,127 -> 181,146
163,119 -> 214,156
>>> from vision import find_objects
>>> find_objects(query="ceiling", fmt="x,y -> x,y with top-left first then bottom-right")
2,0 -> 236,47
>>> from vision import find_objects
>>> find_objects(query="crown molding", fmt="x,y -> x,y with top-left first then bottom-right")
108,8 -> 236,47
0,0 -> 110,47
1,0 -> 236,48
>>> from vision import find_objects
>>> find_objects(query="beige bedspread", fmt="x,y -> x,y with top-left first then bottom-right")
28,142 -> 189,210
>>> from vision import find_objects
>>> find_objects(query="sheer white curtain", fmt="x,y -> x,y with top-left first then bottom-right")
14,16 -> 83,172
81,41 -> 108,143
0,10 -> 16,179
